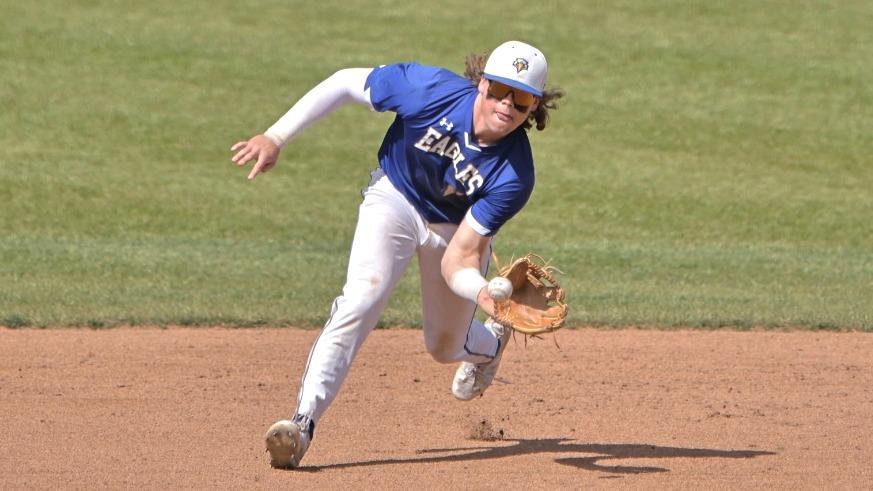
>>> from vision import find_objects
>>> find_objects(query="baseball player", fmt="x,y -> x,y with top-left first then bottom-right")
231,40 -> 562,469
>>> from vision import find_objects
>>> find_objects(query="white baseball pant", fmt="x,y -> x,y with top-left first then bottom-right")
294,169 -> 500,423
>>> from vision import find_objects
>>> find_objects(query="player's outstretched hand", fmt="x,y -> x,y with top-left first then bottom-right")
231,134 -> 280,180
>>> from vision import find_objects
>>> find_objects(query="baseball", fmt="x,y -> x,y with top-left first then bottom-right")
487,276 -> 513,301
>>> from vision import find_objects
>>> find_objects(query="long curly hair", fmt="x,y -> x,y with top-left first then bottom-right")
464,52 -> 565,131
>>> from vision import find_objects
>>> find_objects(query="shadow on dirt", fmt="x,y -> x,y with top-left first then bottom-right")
299,438 -> 775,474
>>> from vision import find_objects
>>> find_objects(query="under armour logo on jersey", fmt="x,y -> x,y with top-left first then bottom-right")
512,58 -> 529,73
439,117 -> 454,131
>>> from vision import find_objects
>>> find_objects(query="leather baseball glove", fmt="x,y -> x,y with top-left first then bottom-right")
491,253 -> 568,335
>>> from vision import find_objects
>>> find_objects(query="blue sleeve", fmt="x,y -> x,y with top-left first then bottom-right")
469,172 -> 534,236
365,63 -> 455,118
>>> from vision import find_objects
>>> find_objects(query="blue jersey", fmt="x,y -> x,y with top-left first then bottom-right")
365,63 -> 535,236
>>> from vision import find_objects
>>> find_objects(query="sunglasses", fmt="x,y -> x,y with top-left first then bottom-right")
486,80 -> 536,113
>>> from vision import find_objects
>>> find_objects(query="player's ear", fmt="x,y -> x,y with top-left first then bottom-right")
530,97 -> 543,113
521,98 -> 539,117
478,77 -> 489,94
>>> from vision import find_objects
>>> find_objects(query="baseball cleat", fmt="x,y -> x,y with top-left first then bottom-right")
452,318 -> 510,401
265,418 -> 311,469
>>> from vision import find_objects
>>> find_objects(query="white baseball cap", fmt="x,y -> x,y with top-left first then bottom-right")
483,40 -> 548,97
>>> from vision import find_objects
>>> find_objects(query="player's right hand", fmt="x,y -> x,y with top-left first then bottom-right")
476,287 -> 498,318
231,134 -> 280,180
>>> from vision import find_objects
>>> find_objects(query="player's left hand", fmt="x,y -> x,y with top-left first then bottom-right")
231,134 -> 280,180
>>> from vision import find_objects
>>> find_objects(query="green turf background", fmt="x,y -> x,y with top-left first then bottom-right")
2,1 -> 871,329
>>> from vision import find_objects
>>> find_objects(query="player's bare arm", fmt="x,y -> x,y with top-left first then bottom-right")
441,218 -> 497,317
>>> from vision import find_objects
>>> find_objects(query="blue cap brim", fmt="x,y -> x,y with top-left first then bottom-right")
483,74 -> 542,97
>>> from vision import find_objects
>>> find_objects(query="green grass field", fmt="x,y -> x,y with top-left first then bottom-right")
2,1 -> 871,329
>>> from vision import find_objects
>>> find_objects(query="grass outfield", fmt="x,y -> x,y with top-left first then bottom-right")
2,1 -> 871,329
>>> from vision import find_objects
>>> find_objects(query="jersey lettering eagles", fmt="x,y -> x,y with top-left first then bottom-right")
365,63 -> 535,236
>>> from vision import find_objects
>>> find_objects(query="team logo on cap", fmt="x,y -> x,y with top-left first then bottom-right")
512,58 -> 529,73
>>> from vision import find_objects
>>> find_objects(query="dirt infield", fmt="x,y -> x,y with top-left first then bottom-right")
2,327 -> 871,489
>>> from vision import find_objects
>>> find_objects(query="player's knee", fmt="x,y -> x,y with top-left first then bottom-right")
427,346 -> 456,364
342,275 -> 390,310
425,332 -> 461,363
